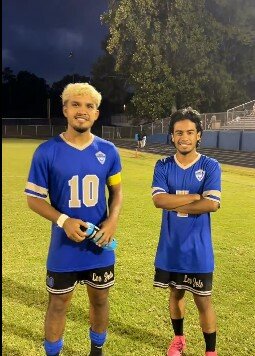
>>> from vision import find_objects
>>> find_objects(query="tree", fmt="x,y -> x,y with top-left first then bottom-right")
2,68 -> 16,115
91,38 -> 132,119
102,0 -> 255,118
2,68 -> 49,117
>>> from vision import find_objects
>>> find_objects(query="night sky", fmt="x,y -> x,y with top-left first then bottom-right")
2,0 -> 109,85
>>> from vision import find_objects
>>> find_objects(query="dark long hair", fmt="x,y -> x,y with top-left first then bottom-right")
168,108 -> 203,147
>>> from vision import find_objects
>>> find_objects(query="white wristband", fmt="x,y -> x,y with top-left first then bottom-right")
56,214 -> 69,228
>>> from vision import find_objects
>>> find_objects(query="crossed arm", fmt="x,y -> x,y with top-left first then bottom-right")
152,193 -> 219,214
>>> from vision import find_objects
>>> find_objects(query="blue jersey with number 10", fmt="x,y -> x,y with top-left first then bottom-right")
25,134 -> 122,272
152,154 -> 221,274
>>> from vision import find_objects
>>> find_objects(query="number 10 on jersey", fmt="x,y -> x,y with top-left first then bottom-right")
68,175 -> 99,208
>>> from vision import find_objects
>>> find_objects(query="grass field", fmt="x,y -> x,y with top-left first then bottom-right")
2,138 -> 255,356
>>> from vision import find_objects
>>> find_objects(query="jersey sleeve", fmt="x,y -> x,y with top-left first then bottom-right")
151,159 -> 169,197
202,159 -> 221,204
107,146 -> 122,186
24,145 -> 49,199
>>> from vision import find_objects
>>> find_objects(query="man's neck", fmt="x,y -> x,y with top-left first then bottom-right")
176,150 -> 199,166
63,129 -> 92,146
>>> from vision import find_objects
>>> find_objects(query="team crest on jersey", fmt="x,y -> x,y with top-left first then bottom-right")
96,151 -> 106,164
195,169 -> 205,181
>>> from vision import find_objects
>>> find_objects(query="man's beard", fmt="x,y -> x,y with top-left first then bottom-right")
179,150 -> 190,156
174,143 -> 192,155
74,126 -> 89,133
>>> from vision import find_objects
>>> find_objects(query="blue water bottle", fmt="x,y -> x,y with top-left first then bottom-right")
82,222 -> 117,251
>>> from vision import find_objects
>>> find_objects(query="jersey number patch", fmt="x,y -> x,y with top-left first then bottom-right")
68,175 -> 99,208
176,190 -> 189,217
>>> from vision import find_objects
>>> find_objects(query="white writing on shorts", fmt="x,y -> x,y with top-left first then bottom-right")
104,271 -> 113,282
92,271 -> 113,283
183,274 -> 204,289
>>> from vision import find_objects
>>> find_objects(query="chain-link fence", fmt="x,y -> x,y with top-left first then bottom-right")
3,101 -> 255,140
101,126 -> 140,140
102,102 -> 255,138
102,113 -> 226,139
2,125 -> 67,138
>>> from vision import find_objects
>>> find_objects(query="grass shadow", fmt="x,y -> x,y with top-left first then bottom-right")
3,276 -> 169,351
3,320 -> 85,356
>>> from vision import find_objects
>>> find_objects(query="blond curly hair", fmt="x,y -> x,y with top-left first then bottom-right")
61,82 -> 102,108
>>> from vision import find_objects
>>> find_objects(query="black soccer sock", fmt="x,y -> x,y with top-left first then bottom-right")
203,331 -> 216,352
171,318 -> 184,336
89,342 -> 103,356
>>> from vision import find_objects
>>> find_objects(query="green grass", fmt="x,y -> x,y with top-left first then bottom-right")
2,138 -> 255,355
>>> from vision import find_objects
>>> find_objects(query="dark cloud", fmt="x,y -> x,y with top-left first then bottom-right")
2,0 -> 109,84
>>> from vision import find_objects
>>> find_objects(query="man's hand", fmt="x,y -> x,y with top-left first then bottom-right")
62,218 -> 88,242
93,218 -> 118,247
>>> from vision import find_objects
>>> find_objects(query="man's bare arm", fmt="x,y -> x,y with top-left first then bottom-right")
27,196 -> 87,242
27,196 -> 61,223
172,198 -> 219,214
153,192 -> 201,210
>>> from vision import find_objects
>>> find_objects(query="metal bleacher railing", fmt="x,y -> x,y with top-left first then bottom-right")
102,100 -> 255,139
223,100 -> 255,130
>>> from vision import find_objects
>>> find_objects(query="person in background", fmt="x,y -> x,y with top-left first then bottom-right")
135,132 -> 143,148
141,132 -> 147,148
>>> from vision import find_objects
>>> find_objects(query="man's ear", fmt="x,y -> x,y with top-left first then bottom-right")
94,110 -> 100,121
171,134 -> 174,142
63,105 -> 67,118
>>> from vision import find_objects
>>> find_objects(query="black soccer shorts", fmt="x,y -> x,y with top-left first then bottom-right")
154,268 -> 213,296
46,265 -> 114,294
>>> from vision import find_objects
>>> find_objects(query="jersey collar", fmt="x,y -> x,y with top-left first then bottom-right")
174,153 -> 201,170
60,133 -> 94,151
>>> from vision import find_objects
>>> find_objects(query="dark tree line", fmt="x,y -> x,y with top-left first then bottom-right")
2,67 -> 128,125
2,68 -> 49,118
3,0 -> 255,123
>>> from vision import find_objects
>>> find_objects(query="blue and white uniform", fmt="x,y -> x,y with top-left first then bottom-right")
152,154 -> 221,274
25,134 -> 122,272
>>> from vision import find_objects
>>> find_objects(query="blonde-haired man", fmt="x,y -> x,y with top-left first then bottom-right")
25,82 -> 123,356
61,82 -> 102,108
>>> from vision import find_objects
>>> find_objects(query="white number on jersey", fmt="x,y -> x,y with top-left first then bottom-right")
68,175 -> 99,208
176,190 -> 189,217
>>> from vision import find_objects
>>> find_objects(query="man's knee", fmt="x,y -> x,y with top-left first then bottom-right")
170,287 -> 185,300
48,292 -> 73,313
193,294 -> 213,312
88,287 -> 109,308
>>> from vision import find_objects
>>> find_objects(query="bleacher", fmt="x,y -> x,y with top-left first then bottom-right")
221,100 -> 255,130
221,116 -> 255,130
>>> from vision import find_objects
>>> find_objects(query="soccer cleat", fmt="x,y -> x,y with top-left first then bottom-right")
89,351 -> 104,356
82,222 -> 117,251
89,345 -> 104,356
167,335 -> 186,356
205,352 -> 217,356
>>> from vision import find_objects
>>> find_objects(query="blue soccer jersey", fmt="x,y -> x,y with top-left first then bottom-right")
152,154 -> 221,273
25,134 -> 122,272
